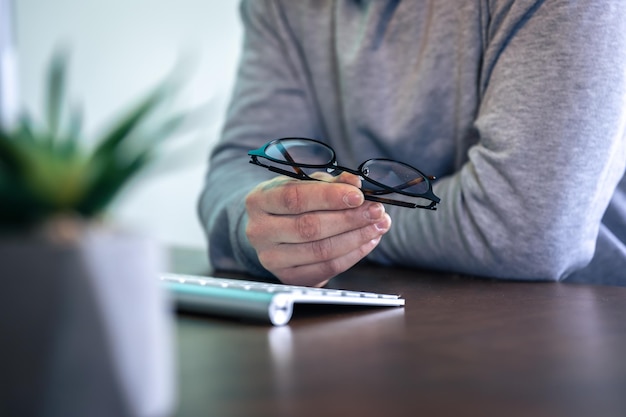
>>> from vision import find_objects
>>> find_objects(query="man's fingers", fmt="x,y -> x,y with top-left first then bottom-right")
256,213 -> 391,276
271,236 -> 384,287
246,176 -> 364,215
244,173 -> 391,287
310,171 -> 362,188
249,201 -> 386,244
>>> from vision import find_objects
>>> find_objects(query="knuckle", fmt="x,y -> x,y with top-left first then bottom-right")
358,238 -> 378,258
360,224 -> 377,242
257,248 -> 284,272
310,238 -> 334,261
295,213 -> 322,240
244,187 -> 260,211
257,251 -> 275,270
275,263 -> 339,287
281,184 -> 305,213
276,270 -> 299,286
318,258 -> 343,279
245,219 -> 262,244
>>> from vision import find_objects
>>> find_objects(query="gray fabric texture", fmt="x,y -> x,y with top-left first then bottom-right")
198,0 -> 626,286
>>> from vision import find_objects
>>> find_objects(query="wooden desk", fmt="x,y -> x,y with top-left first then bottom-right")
169,248 -> 626,417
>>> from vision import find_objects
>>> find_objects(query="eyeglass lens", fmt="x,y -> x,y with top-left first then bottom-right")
361,160 -> 429,195
265,140 -> 334,165
262,139 -> 335,177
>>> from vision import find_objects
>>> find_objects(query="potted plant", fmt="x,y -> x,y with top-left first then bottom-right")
0,50 -> 186,417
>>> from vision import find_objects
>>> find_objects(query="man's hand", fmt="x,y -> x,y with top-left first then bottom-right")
245,172 -> 392,287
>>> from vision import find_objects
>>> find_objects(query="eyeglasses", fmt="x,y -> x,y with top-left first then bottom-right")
248,137 -> 440,210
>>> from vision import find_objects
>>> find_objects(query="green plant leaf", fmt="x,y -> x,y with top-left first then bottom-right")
77,149 -> 152,216
54,104 -> 84,158
0,50 -> 197,231
66,103 -> 83,142
0,162 -> 57,230
90,84 -> 169,164
46,48 -> 69,142
0,129 -> 23,176
13,114 -> 38,143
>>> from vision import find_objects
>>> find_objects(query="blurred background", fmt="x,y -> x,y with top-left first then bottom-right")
11,0 -> 243,249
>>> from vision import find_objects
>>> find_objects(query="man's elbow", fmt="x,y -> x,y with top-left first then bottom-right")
494,237 -> 595,282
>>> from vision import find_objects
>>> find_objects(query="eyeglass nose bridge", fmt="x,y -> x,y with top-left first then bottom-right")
325,163 -> 363,178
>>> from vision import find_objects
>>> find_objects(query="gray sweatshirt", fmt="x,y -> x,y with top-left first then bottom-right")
199,0 -> 626,286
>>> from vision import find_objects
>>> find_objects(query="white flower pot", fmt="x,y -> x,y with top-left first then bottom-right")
0,225 -> 176,417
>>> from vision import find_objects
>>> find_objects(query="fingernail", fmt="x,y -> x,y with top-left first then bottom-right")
365,203 -> 384,220
374,218 -> 389,231
344,191 -> 364,207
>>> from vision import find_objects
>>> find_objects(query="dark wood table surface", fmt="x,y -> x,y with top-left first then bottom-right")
168,247 -> 626,417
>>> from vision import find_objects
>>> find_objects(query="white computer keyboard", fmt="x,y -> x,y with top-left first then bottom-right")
160,273 -> 405,326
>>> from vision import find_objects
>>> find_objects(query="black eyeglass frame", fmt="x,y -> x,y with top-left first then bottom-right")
248,138 -> 441,210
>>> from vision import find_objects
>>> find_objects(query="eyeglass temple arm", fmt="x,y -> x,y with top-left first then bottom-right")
276,141 -> 306,176
363,174 -> 435,196
395,175 -> 436,191
250,159 -> 311,181
363,194 -> 438,210
250,159 -> 438,210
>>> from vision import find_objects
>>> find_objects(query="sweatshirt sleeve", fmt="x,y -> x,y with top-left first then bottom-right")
369,0 -> 626,281
198,0 -> 319,276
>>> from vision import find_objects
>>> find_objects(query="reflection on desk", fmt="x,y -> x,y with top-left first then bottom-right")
170,248 -> 626,417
